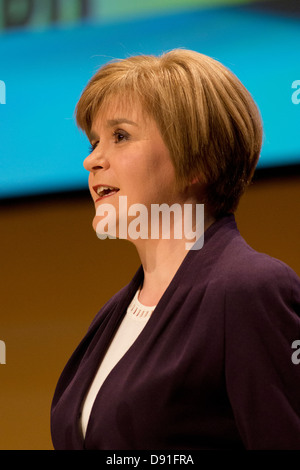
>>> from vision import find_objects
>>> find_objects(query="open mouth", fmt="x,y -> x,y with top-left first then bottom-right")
93,184 -> 120,201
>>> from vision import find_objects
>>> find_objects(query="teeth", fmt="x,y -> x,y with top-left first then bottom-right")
97,186 -> 108,195
96,186 -> 118,197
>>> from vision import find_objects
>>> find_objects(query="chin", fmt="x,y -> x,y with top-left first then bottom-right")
92,218 -> 98,232
92,212 -> 120,239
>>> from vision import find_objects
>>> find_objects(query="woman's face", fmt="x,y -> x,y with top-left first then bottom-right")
83,99 -> 187,239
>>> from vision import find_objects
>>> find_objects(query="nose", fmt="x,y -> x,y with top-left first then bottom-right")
83,146 -> 110,173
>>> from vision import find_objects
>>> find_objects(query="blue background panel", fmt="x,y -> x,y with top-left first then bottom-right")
0,4 -> 300,199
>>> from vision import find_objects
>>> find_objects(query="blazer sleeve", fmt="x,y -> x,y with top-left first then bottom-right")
224,255 -> 300,449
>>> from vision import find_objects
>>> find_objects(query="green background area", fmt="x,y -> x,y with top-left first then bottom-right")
0,0 -> 264,30
98,0 -> 263,21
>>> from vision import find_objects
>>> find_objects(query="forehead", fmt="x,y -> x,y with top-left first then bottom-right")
88,96 -> 155,143
93,95 -> 150,127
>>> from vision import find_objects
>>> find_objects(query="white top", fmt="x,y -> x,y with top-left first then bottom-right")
80,289 -> 156,438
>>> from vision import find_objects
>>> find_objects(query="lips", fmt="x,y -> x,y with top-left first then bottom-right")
93,184 -> 120,201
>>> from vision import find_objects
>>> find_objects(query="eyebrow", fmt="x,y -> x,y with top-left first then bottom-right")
89,118 -> 138,141
106,118 -> 138,127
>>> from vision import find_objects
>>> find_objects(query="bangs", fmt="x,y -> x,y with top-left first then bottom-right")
75,63 -> 155,138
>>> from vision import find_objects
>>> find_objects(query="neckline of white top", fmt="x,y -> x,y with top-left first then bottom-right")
127,289 -> 156,321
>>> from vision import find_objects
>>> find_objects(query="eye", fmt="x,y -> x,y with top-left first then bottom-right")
89,141 -> 99,153
113,130 -> 129,143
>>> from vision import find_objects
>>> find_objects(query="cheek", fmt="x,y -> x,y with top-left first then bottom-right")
88,173 -> 94,194
118,143 -> 177,202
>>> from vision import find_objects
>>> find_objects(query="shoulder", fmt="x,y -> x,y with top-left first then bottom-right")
224,239 -> 297,295
187,215 -> 300,321
194,218 -> 300,331
222,241 -> 300,449
218,235 -> 300,335
228,240 -> 299,302
194,215 -> 299,301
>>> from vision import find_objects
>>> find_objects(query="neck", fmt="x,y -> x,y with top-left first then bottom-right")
132,210 -> 216,306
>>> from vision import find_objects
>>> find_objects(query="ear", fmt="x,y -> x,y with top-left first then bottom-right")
190,176 -> 200,185
189,173 -> 205,186
186,174 -> 206,199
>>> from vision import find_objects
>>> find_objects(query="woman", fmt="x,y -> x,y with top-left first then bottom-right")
51,49 -> 300,450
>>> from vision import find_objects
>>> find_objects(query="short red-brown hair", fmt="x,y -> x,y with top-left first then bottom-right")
75,49 -> 263,217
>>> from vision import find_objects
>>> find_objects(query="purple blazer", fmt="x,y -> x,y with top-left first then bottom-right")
51,215 -> 300,449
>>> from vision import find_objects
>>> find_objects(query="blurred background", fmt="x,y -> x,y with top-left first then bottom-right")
0,0 -> 299,449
